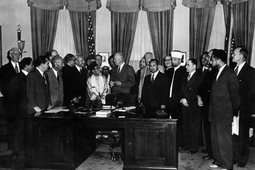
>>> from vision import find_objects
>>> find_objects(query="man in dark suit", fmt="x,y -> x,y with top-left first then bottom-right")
108,52 -> 136,106
197,50 -> 218,159
0,47 -> 21,151
180,59 -> 202,153
209,49 -> 240,170
27,56 -> 51,115
62,53 -> 75,106
9,57 -> 33,162
141,59 -> 168,118
46,55 -> 64,107
166,51 -> 186,148
232,47 -> 255,167
71,55 -> 88,107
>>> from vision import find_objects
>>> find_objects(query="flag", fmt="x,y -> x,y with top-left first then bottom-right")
88,12 -> 95,55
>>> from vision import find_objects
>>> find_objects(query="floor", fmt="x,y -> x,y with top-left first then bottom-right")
0,145 -> 255,170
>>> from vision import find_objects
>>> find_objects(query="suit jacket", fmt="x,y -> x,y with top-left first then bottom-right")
181,71 -> 203,117
198,67 -> 218,105
141,72 -> 168,114
62,65 -> 74,106
26,68 -> 50,114
46,68 -> 64,107
236,63 -> 255,120
9,72 -> 28,116
110,63 -> 135,94
0,62 -> 19,97
209,65 -> 240,123
166,66 -> 186,102
71,66 -> 88,106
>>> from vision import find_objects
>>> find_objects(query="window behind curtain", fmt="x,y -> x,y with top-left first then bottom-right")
53,8 -> 76,58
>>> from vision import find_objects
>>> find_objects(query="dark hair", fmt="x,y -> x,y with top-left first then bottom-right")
20,57 -> 32,70
189,58 -> 197,66
86,54 -> 96,63
87,61 -> 98,71
212,49 -> 227,63
238,46 -> 248,60
7,50 -> 11,61
64,53 -> 75,64
45,49 -> 58,60
33,56 -> 48,67
95,54 -> 102,59
149,59 -> 158,65
200,51 -> 208,62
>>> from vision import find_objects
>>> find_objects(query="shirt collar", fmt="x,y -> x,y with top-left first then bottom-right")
36,67 -> 44,77
236,62 -> 246,74
189,70 -> 196,78
152,70 -> 160,79
11,61 -> 19,70
22,69 -> 28,76
174,65 -> 181,71
119,62 -> 125,71
75,65 -> 82,72
52,68 -> 58,77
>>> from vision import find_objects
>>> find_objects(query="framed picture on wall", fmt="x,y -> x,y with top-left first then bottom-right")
180,52 -> 187,66
98,52 -> 109,66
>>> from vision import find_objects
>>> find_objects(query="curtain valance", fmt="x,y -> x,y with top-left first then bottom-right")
27,0 -> 65,10
182,0 -> 217,8
182,0 -> 248,8
27,0 -> 102,11
106,0 -> 176,13
221,0 -> 248,5
66,0 -> 101,12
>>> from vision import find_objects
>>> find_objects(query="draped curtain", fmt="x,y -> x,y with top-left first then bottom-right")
222,0 -> 255,64
69,11 -> 96,58
30,6 -> 59,58
147,9 -> 174,64
107,0 -> 176,63
189,7 -> 215,67
111,12 -> 138,63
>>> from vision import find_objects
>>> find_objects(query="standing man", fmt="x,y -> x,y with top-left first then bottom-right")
109,52 -> 135,106
166,51 -> 186,148
197,50 -> 218,159
180,59 -> 202,153
71,56 -> 88,107
27,56 -> 51,115
46,56 -> 64,107
141,59 -> 168,118
62,53 -> 75,106
9,57 -> 33,163
232,47 -> 255,167
0,47 -> 21,151
209,49 -> 240,170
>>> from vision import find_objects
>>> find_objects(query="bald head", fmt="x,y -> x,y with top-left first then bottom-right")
114,52 -> 124,66
9,47 -> 20,62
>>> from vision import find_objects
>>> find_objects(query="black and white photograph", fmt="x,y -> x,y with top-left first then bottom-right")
0,0 -> 255,170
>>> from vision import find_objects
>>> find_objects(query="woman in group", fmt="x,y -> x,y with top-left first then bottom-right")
87,62 -> 108,109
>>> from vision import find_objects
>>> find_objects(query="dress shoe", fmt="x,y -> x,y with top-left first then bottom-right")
237,162 -> 246,167
209,164 -> 219,168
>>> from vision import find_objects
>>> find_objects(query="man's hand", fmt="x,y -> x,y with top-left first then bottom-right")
115,81 -> 121,86
197,95 -> 203,107
110,81 -> 115,87
34,106 -> 41,113
180,98 -> 189,107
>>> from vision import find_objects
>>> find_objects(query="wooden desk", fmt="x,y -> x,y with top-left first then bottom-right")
24,113 -> 177,170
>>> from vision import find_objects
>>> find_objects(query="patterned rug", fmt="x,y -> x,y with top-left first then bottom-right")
76,145 -> 255,170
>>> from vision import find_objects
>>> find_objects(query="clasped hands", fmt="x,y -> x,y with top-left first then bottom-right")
110,81 -> 121,87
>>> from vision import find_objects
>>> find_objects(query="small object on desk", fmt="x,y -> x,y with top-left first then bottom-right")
95,109 -> 111,117
44,107 -> 69,113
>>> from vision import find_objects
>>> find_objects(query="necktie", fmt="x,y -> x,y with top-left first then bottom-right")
43,74 -> 47,85
187,73 -> 191,81
117,66 -> 121,73
169,69 -> 176,97
234,66 -> 239,75
15,63 -> 19,73
151,73 -> 154,82
57,72 -> 60,84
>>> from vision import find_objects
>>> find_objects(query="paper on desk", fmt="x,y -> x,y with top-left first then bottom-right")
44,107 -> 69,113
123,106 -> 136,111
0,91 -> 3,97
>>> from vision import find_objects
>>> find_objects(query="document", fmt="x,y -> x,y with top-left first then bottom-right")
44,107 -> 69,113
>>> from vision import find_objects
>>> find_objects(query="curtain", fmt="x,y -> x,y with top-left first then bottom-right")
247,0 -> 255,64
189,6 -> 215,68
111,11 -> 138,63
130,11 -> 153,71
30,6 -> 59,58
69,11 -> 96,59
147,9 -> 174,64
53,9 -> 76,57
